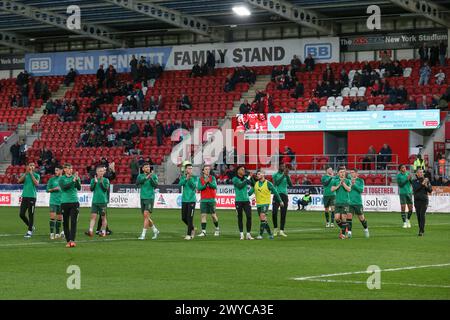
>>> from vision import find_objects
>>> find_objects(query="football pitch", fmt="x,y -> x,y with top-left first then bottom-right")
0,207 -> 449,300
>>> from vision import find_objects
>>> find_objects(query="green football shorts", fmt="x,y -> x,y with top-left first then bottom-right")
399,194 -> 413,205
200,201 -> 216,214
91,204 -> 107,216
349,205 -> 363,215
49,204 -> 61,214
323,196 -> 335,208
257,205 -> 269,215
140,199 -> 155,213
334,204 -> 348,215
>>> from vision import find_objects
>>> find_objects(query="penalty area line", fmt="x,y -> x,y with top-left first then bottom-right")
293,263 -> 450,281
301,278 -> 450,289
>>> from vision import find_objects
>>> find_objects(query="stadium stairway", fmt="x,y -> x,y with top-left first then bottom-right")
17,83 -> 74,148
226,74 -> 271,119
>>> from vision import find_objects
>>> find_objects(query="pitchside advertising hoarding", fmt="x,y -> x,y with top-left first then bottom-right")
1,185 -> 449,212
267,110 -> 440,132
24,37 -> 339,76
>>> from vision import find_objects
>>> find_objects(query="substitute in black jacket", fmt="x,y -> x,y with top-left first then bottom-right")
412,169 -> 433,236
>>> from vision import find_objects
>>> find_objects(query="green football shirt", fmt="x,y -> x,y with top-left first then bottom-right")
272,172 -> 293,195
321,175 -> 336,197
331,178 -> 351,205
179,175 -> 198,203
21,172 -> 40,199
46,176 -> 61,206
59,175 -> 81,204
232,176 -> 250,202
349,178 -> 364,206
397,172 -> 412,195
136,173 -> 158,200
90,177 -> 110,205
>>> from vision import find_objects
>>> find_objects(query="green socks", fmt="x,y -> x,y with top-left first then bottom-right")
56,220 -> 61,234
347,218 -> 353,232
325,212 -> 330,223
201,222 -> 206,232
401,212 -> 406,223
213,220 -> 219,228
49,219 -> 55,233
407,211 -> 413,220
331,211 -> 335,223
259,221 -> 272,236
361,219 -> 368,229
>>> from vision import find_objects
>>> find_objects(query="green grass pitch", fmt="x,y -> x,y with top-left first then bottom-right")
0,207 -> 449,300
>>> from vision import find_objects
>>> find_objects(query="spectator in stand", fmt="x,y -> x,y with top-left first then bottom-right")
304,54 -> 315,72
379,50 -> 392,69
291,82 -> 304,99
323,65 -> 334,82
378,144 -> 392,169
439,41 -> 447,66
105,65 -> 117,89
330,80 -> 342,97
106,129 -> 117,147
129,122 -> 140,137
371,79 -> 382,96
155,120 -> 164,146
290,55 -> 302,77
276,74 -> 291,90
10,141 -> 20,165
315,80 -> 328,98
435,69 -> 446,85
254,89 -> 265,103
357,96 -> 368,111
418,62 -> 431,86
362,62 -> 372,73
340,69 -> 349,86
10,94 -> 18,107
362,145 -> 377,170
64,68 -> 77,87
261,93 -> 274,114
164,120 -> 174,138
130,55 -> 138,83
306,99 -> 320,112
349,96 -> 359,112
406,95 -> 418,110
34,78 -> 42,99
281,146 -> 296,169
143,121 -> 154,137
417,95 -> 430,110
206,51 -> 215,75
396,85 -> 408,104
20,83 -> 29,107
19,139 -> 27,165
178,94 -> 192,111
419,43 -> 429,62
380,78 -> 391,95
41,81 -> 50,101
391,60 -> 403,77
301,177 -> 312,185
360,70 -> 371,87
430,44 -> 439,67
96,64 -> 105,89
190,63 -> 202,77
239,99 -> 251,114
80,82 -> 96,98
130,156 -> 139,183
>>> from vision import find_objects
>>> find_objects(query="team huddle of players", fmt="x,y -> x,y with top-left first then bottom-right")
17,160 -> 420,247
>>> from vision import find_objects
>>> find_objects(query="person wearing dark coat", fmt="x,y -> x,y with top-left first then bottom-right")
412,169 -> 433,236
155,120 -> 164,146
96,65 -> 106,89
130,55 -> 138,83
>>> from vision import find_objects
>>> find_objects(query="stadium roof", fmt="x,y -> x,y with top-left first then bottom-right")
0,0 -> 449,49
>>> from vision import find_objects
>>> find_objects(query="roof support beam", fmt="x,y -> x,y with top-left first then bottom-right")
104,0 -> 222,41
0,0 -> 125,47
0,30 -> 34,52
388,0 -> 450,28
244,0 -> 335,35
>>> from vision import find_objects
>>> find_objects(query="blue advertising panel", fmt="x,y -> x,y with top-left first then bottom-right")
268,110 -> 440,132
25,46 -> 173,76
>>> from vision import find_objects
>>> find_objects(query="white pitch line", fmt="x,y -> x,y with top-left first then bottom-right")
303,279 -> 450,289
0,237 -> 139,247
294,263 -> 450,281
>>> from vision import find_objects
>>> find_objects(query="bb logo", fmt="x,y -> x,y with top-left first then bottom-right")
0,194 -> 11,205
305,43 -> 332,60
29,58 -> 51,73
